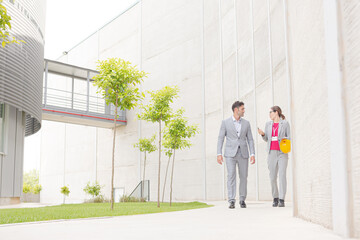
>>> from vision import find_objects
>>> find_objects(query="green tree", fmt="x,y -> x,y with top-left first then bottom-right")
93,58 -> 146,210
163,109 -> 199,206
0,0 -> 24,47
134,135 -> 157,199
138,86 -> 179,208
60,186 -> 70,204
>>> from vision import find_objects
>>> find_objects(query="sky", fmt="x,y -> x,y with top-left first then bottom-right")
44,0 -> 137,59
23,0 -> 137,172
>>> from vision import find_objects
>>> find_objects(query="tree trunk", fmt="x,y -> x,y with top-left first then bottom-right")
170,149 -> 176,206
157,120 -> 161,208
142,151 -> 146,200
162,149 -> 172,203
110,95 -> 118,210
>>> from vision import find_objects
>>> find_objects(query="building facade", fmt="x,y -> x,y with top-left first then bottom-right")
37,0 -> 359,238
0,0 -> 46,205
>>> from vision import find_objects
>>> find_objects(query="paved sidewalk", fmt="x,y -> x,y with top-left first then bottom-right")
0,201 -> 350,240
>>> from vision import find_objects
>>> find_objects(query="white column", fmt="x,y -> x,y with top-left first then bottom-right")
250,0 -> 259,201
267,0 -> 274,106
218,0 -> 225,200
63,124 -> 67,189
234,0 -> 239,100
282,0 -> 296,214
323,0 -> 351,237
138,0 -> 143,183
201,0 -> 207,200
94,128 -> 98,181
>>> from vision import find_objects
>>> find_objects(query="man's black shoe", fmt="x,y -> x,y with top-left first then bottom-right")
278,199 -> 285,207
273,198 -> 279,207
240,201 -> 247,208
229,202 -> 235,209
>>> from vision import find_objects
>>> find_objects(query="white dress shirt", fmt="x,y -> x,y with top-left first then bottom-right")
232,115 -> 242,137
217,116 -> 255,157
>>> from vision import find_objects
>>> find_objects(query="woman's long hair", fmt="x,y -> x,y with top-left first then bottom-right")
271,106 -> 286,120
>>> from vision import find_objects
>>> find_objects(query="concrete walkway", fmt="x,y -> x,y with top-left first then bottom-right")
0,201 -> 351,240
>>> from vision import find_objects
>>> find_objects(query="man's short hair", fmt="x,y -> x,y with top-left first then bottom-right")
232,101 -> 244,112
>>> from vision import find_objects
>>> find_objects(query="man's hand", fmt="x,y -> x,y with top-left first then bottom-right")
250,156 -> 255,165
257,128 -> 265,136
217,155 -> 224,165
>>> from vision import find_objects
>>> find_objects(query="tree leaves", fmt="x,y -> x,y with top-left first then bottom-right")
163,108 -> 199,151
0,1 -> 25,48
134,134 -> 157,153
60,186 -> 70,196
137,86 -> 179,123
83,181 -> 103,198
93,58 -> 147,112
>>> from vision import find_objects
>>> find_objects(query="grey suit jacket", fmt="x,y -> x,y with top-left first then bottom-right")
261,119 -> 291,154
217,117 -> 255,159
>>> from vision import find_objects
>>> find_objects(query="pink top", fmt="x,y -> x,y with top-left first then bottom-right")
270,123 -> 280,151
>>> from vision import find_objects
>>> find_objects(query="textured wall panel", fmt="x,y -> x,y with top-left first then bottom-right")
341,0 -> 360,237
0,0 -> 46,136
287,0 -> 332,229
0,105 -> 25,198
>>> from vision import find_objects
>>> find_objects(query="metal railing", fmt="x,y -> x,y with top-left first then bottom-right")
129,180 -> 150,201
42,59 -> 126,124
43,87 -> 106,114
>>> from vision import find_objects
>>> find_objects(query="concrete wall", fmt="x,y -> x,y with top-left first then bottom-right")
40,0 -> 294,204
340,0 -> 360,237
38,0 -> 360,237
287,0 -> 333,229
40,121 -> 103,203
48,0 -> 278,204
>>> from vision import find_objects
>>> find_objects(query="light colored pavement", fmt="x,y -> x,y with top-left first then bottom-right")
0,201 -> 351,240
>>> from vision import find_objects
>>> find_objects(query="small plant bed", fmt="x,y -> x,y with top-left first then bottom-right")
0,201 -> 212,225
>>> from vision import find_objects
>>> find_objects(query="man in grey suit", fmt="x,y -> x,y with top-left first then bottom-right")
217,101 -> 255,209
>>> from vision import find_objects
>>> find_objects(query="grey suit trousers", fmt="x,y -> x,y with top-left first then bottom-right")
226,147 -> 249,203
267,150 -> 288,200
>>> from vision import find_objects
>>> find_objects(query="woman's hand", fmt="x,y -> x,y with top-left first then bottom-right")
257,128 -> 265,136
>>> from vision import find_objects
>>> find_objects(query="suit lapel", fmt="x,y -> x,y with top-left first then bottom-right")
239,119 -> 245,138
278,119 -> 284,137
269,121 -> 274,137
228,117 -> 237,136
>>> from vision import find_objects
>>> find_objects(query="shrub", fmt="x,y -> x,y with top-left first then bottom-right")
23,169 -> 42,194
84,195 -> 108,203
83,181 -> 103,198
120,195 -> 146,202
32,184 -> 42,194
22,183 -> 31,194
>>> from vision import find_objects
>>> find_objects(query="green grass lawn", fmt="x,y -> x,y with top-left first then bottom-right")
0,201 -> 212,225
